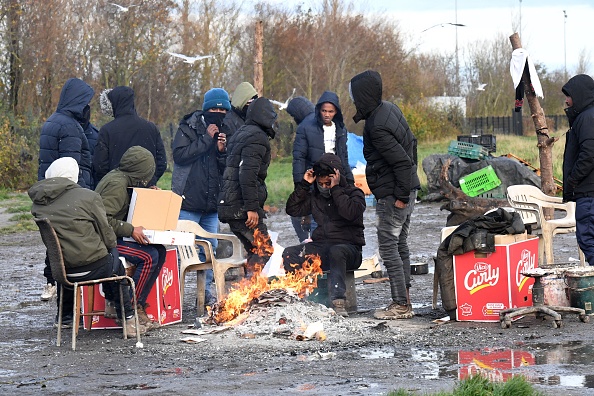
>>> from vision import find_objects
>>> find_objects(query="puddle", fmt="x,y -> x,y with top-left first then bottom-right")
358,342 -> 594,388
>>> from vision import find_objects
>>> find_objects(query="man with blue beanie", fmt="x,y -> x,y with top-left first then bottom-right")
172,87 -> 231,310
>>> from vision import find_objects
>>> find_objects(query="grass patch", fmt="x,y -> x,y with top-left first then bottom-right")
9,212 -> 33,222
5,204 -> 31,213
157,171 -> 172,190
388,374 -> 543,395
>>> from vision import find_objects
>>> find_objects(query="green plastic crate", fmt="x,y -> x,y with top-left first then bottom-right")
448,140 -> 489,160
459,165 -> 501,197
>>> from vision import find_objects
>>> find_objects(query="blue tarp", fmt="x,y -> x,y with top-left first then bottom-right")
347,132 -> 366,168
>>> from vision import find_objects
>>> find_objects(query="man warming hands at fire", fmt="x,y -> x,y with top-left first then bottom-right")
282,153 -> 365,317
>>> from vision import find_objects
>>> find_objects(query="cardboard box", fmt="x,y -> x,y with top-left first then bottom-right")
124,230 -> 195,246
353,173 -> 372,195
126,188 -> 182,230
458,349 -> 535,382
82,248 -> 182,329
453,235 -> 538,322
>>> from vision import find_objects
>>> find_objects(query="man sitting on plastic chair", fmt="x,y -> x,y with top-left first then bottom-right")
29,157 -> 143,335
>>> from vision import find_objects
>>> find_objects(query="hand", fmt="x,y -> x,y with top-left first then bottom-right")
329,168 -> 340,188
394,200 -> 407,209
131,226 -> 150,245
245,211 -> 259,229
148,185 -> 160,190
206,123 -> 219,138
304,168 -> 316,184
217,132 -> 227,152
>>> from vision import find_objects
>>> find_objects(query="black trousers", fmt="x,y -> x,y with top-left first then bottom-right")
57,248 -> 134,319
282,242 -> 362,300
228,219 -> 274,274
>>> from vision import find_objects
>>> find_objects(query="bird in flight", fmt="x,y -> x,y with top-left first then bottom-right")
109,3 -> 138,12
477,83 -> 488,91
167,52 -> 215,64
270,88 -> 296,110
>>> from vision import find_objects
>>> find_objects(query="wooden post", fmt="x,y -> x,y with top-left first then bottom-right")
509,33 -> 557,196
254,21 -> 264,97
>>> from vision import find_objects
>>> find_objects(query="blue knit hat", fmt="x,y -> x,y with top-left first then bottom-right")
203,88 -> 231,111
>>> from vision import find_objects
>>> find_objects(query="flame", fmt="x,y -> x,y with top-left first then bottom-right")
208,252 -> 323,324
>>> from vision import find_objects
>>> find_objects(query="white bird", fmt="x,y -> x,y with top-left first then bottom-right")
477,83 -> 488,91
270,88 -> 296,110
109,3 -> 138,12
167,52 -> 215,64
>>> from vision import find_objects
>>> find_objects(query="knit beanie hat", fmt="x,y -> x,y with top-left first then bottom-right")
203,88 -> 231,111
313,153 -> 344,177
45,157 -> 79,183
231,82 -> 258,109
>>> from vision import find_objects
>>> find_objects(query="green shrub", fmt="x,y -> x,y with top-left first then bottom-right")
399,102 -> 462,143
0,116 -> 37,190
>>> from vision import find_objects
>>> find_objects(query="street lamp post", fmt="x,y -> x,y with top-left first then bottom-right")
563,10 -> 567,80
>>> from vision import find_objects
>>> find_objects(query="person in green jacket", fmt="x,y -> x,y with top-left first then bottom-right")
29,157 -> 142,334
94,146 -> 165,330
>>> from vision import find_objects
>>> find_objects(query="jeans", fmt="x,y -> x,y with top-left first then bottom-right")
375,191 -> 416,305
228,219 -> 273,275
576,197 -> 594,265
290,215 -> 318,243
282,241 -> 362,300
57,248 -> 134,319
178,210 -> 219,302
117,240 -> 166,307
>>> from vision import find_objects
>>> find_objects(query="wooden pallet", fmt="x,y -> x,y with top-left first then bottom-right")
503,153 -> 563,191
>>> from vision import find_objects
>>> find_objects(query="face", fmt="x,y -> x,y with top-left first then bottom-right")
320,103 -> 337,126
317,175 -> 332,189
208,108 -> 227,114
565,95 -> 573,108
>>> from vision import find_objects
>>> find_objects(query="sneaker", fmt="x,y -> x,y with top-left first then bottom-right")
41,283 -> 57,301
331,299 -> 349,317
137,304 -> 160,330
408,303 -> 416,317
53,313 -> 73,329
116,317 -> 148,336
104,300 -> 117,319
373,303 -> 414,320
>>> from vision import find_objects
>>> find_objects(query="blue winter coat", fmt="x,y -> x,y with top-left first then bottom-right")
38,78 -> 94,188
292,91 -> 353,184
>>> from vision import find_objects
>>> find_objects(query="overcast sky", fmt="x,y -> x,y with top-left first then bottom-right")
261,0 -> 594,75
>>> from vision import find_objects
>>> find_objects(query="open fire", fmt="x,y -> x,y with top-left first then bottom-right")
206,229 -> 323,325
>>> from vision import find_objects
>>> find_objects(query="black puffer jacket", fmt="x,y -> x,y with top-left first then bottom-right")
350,70 -> 420,203
93,86 -> 167,187
171,110 -> 228,213
286,96 -> 314,125
286,154 -> 365,246
38,78 -> 94,188
218,98 -> 277,222
292,91 -> 353,184
562,74 -> 594,201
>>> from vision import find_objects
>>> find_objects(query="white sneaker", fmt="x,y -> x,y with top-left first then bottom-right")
41,283 -> 57,301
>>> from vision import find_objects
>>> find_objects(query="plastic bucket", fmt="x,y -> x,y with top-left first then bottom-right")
565,268 -> 594,314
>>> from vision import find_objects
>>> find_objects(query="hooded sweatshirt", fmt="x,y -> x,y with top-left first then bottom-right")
218,97 -> 277,221
93,86 -> 166,187
38,78 -> 94,188
349,70 -> 420,202
94,146 -> 156,237
286,96 -> 315,125
286,153 -> 365,246
292,91 -> 353,185
225,82 -> 259,135
29,177 -> 116,272
562,74 -> 594,201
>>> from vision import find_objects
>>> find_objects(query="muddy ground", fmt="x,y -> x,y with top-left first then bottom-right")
1,201 -> 594,395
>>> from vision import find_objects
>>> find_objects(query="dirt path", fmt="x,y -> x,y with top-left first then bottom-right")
1,202 -> 593,395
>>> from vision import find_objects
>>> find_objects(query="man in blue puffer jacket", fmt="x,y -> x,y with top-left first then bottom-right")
38,78 -> 94,189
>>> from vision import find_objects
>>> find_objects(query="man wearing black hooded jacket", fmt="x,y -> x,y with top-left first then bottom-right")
562,74 -> 594,265
349,70 -> 420,320
218,97 -> 277,276
93,86 -> 167,187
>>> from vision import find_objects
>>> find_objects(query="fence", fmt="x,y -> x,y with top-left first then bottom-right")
466,114 -> 567,136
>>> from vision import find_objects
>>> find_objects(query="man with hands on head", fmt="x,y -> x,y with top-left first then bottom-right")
282,153 -> 365,317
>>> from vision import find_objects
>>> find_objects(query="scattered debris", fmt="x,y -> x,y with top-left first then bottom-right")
180,336 -> 207,343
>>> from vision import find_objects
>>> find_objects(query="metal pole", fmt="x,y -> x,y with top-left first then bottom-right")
455,0 -> 459,95
563,10 -> 567,80
519,0 -> 522,38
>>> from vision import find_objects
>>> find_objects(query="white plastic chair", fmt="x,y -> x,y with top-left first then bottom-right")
506,184 -> 585,265
175,220 -> 246,315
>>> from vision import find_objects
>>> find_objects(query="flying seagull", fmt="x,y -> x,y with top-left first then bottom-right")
270,88 -> 296,110
167,52 -> 215,64
477,83 -> 488,91
109,3 -> 138,12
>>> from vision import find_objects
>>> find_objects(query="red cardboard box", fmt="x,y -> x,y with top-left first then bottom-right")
82,248 -> 182,328
453,235 -> 538,322
458,349 -> 535,382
